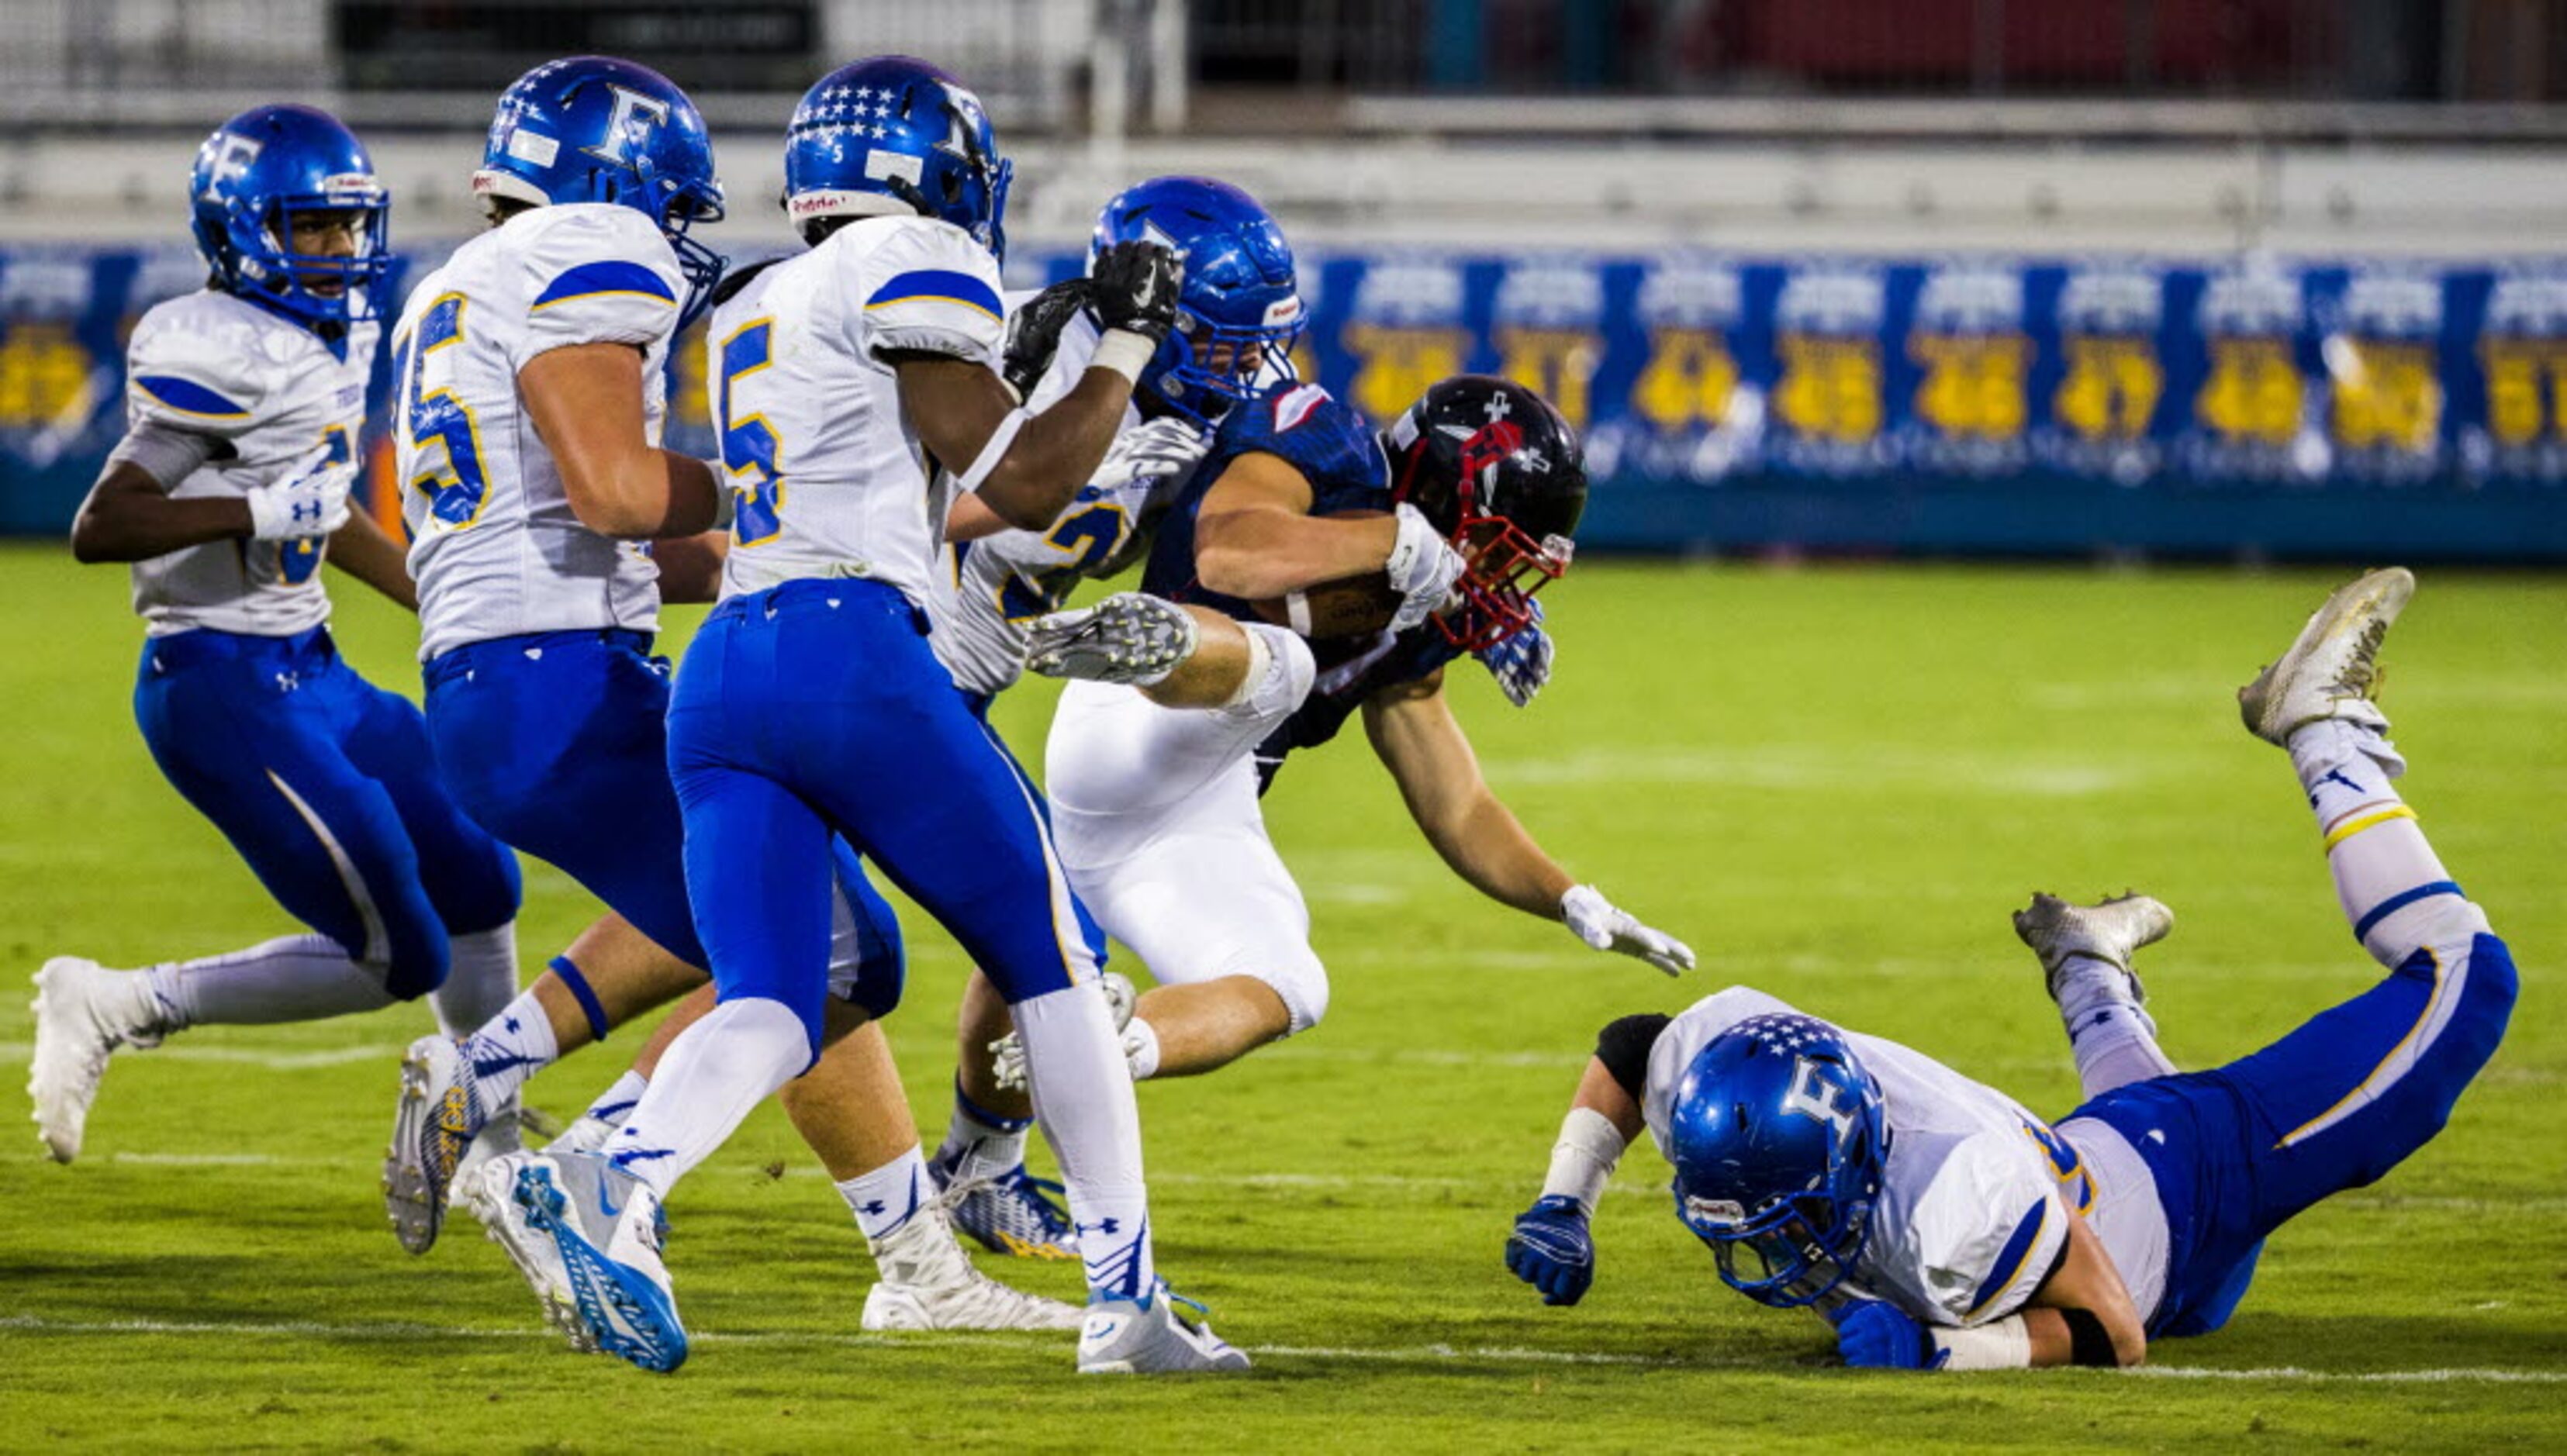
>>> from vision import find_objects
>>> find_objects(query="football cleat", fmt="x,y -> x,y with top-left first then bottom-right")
384,1033 -> 484,1254
859,1203 -> 1084,1331
987,970 -> 1138,1093
929,1151 -> 1080,1260
465,1152 -> 594,1354
1076,1282 -> 1251,1375
2239,568 -> 2413,745
448,1093 -> 524,1210
2013,891 -> 2175,1006
1026,593 -> 1200,685
507,1150 -> 687,1372
27,957 -> 164,1164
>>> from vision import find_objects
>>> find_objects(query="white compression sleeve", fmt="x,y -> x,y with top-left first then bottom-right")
1539,1106 -> 1626,1214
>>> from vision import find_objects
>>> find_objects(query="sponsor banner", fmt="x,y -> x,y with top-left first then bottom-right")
5,244 -> 2562,557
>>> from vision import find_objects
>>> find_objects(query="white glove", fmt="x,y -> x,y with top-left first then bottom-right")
1384,502 -> 1467,633
1096,416 -> 1211,499
1561,884 -> 1695,976
245,444 -> 355,541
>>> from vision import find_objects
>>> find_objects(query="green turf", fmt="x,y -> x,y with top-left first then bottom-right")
1,543 -> 2562,1452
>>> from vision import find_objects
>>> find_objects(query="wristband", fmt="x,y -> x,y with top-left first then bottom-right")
955,407 -> 1031,495
1540,1106 -> 1626,1214
703,459 -> 735,530
1088,329 -> 1157,385
1931,1314 -> 2031,1371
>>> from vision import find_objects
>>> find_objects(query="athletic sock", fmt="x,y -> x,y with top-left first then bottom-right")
2051,961 -> 2177,1097
1124,1016 -> 1163,1081
143,934 -> 393,1030
835,1145 -> 933,1244
461,987 -> 559,1106
605,996 -> 809,1199
430,922 -> 519,1040
936,1078 -> 1032,1180
582,1069 -> 650,1127
1012,982 -> 1156,1302
2289,719 -> 2459,968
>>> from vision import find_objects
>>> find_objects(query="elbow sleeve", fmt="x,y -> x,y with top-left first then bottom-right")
1594,1013 -> 1671,1104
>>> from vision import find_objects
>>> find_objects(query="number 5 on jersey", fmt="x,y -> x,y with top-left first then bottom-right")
718,318 -> 784,545
396,293 -> 492,528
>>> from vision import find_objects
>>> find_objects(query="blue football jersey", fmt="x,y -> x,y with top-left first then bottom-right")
1253,623 -> 1466,793
1139,381 -> 1390,620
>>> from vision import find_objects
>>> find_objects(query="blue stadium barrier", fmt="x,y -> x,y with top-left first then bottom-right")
5,243 -> 2562,559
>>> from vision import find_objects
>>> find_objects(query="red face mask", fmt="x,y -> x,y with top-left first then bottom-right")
1398,418 -> 1575,652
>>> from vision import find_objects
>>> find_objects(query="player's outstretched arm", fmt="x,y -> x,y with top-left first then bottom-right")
1506,1047 -> 1651,1306
894,240 -> 1181,532
519,342 -> 724,539
2019,1219 -> 2147,1368
1364,676 -> 1695,974
325,508 -> 418,612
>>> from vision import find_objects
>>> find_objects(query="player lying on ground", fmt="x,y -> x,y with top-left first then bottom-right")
33,105 -> 528,1164
376,55 -> 1074,1345
936,375 -> 1694,1251
475,55 -> 1238,1376
1503,568 -> 2515,1369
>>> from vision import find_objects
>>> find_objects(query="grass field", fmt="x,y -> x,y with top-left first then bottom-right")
1,543 -> 2562,1452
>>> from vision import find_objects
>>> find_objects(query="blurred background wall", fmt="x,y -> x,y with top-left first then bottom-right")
3,0 -> 2565,558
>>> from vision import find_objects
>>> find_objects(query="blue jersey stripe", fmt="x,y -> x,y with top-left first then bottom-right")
133,374 -> 250,419
2351,880 -> 2465,943
865,268 -> 1003,319
531,260 -> 676,310
1964,1199 -> 2051,1320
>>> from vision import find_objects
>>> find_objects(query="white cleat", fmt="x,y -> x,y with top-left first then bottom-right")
989,971 -> 1140,1093
507,1149 -> 688,1373
465,1153 -> 594,1354
2013,891 -> 2175,1006
2239,568 -> 2414,745
449,1095 -> 524,1211
27,957 -> 163,1164
859,1205 -> 1084,1332
384,1033 -> 484,1254
1076,1282 -> 1251,1374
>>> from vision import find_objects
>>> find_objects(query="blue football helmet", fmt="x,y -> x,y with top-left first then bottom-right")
782,57 -> 1011,259
1664,1013 -> 1889,1308
189,105 -> 391,327
473,56 -> 726,324
1089,177 -> 1303,424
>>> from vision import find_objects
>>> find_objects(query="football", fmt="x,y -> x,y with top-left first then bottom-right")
1248,509 -> 1403,639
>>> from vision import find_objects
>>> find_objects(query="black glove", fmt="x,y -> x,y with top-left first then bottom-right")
1087,240 -> 1183,344
1001,278 -> 1093,402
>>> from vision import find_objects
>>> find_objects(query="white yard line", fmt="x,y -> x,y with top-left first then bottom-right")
0,1315 -> 2557,1383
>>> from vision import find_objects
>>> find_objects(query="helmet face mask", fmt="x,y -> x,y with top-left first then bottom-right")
191,105 -> 392,327
1664,1014 -> 1890,1309
1090,176 -> 1301,425
1384,376 -> 1587,650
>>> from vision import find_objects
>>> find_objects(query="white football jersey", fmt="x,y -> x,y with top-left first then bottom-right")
117,289 -> 375,637
1644,987 -> 2090,1328
707,216 -> 1005,606
392,204 -> 684,661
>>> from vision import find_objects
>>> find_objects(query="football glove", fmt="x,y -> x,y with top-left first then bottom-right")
1026,592 -> 1200,686
1475,600 -> 1553,709
1505,1195 -> 1596,1306
1096,416 -> 1213,502
246,443 -> 354,542
1828,1299 -> 1948,1370
1384,502 -> 1467,633
1087,240 -> 1184,344
1001,277 -> 1091,401
1560,885 -> 1695,976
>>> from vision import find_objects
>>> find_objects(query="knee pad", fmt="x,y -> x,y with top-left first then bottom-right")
1228,623 -> 1316,721
1247,950 -> 1331,1037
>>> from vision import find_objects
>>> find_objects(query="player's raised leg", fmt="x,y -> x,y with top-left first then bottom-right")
2015,891 -> 2178,1097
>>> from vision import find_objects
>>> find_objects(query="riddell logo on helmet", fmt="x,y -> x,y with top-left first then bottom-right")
1685,1196 -> 1746,1225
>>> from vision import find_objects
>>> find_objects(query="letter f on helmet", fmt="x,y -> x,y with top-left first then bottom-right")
587,85 -> 671,166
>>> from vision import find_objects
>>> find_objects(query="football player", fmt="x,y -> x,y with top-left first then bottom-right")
1502,569 -> 2514,1371
35,105 -> 524,1164
950,374 -> 1695,1196
474,56 -> 1239,1376
381,57 -> 1070,1349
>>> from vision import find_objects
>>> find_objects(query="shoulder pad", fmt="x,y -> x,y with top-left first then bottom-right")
1905,1130 -> 2071,1327
510,204 -> 686,358
125,293 -> 284,438
841,216 -> 1005,363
